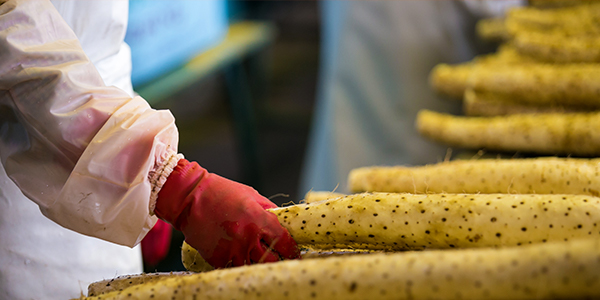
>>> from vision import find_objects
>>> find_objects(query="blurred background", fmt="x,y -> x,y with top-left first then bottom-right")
130,1 -> 321,272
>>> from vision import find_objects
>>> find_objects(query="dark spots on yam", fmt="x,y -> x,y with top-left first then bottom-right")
349,282 -> 358,292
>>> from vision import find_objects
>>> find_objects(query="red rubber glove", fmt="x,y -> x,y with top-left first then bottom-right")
141,219 -> 172,266
154,159 -> 300,269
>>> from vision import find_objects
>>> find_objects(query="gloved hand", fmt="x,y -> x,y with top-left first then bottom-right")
141,219 -> 172,266
154,159 -> 300,269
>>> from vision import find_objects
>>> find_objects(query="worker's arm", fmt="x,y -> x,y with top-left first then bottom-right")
0,0 -> 298,267
0,0 -> 179,246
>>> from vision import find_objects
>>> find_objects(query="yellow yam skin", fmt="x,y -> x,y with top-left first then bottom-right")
476,17 -> 509,42
273,192 -> 600,251
181,241 -> 214,273
528,0 -> 600,8
429,63 -> 473,99
303,191 -> 346,204
348,157 -> 600,196
416,110 -> 600,156
469,64 -> 600,108
87,272 -> 193,296
180,240 -> 376,273
429,46 -> 536,99
505,4 -> 600,37
83,239 -> 600,300
513,31 -> 600,63
463,89 -> 584,116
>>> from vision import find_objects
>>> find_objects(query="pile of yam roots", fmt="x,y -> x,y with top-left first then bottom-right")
423,1 -> 600,156
81,2 -> 600,300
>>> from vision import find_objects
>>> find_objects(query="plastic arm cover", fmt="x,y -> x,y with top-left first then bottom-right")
0,0 -> 182,247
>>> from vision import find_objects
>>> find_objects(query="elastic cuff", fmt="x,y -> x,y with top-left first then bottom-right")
148,151 -> 184,215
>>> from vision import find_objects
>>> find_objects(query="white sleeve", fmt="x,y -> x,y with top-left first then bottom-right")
0,0 -> 182,247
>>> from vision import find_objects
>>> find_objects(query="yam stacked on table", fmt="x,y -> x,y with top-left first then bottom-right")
82,157 -> 600,300
425,3 -> 600,156
80,3 -> 600,300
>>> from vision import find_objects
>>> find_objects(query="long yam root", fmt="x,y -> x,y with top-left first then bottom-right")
463,89 -> 585,116
429,46 -> 537,99
416,109 -> 600,156
83,238 -> 600,300
273,192 -> 600,251
348,157 -> 600,196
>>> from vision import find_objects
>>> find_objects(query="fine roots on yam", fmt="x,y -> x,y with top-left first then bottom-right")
348,157 -> 600,196
303,191 -> 346,204
82,238 -> 600,300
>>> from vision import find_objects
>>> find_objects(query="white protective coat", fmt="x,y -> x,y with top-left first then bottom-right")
300,0 -> 523,195
0,0 -> 181,298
